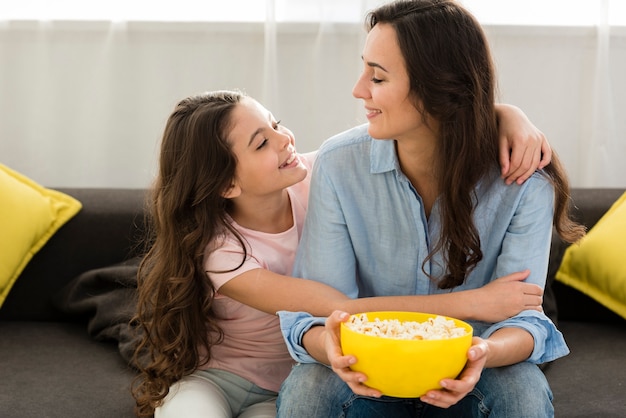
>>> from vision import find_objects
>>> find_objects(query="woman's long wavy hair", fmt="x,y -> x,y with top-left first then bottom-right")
367,0 -> 585,289
131,90 -> 247,416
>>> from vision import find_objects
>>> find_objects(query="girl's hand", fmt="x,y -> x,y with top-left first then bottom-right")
420,337 -> 488,408
496,104 -> 552,185
472,270 -> 543,322
324,310 -> 383,398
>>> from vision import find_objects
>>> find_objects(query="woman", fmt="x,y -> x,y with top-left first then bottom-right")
277,1 -> 585,417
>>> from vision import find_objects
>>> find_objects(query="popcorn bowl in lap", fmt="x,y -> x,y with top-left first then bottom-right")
340,311 -> 473,398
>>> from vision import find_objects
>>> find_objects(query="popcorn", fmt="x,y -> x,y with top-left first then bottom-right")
345,313 -> 467,340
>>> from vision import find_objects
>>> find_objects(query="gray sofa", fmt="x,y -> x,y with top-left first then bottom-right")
0,187 -> 625,418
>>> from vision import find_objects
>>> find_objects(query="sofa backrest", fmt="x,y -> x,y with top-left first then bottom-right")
0,188 -> 148,322
3,187 -> 624,323
547,188 -> 626,322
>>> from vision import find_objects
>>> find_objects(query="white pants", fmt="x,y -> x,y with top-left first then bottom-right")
155,370 -> 277,418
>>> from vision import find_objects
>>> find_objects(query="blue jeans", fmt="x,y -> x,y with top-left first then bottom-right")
276,362 -> 553,418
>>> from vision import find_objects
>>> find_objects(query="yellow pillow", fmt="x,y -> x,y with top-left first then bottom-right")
556,191 -> 626,319
0,164 -> 82,307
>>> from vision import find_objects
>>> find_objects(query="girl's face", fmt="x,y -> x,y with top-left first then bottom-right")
225,97 -> 307,199
352,23 -> 428,142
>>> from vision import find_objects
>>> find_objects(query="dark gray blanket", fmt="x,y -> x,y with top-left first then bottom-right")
56,257 -> 144,367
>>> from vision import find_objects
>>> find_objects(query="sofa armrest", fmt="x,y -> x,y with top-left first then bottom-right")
0,188 -> 148,322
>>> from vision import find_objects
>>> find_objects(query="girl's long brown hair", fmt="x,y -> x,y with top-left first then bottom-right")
367,0 -> 585,289
131,91 -> 247,416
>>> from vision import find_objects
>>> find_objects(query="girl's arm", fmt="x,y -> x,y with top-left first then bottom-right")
218,268 -> 542,323
495,103 -> 551,185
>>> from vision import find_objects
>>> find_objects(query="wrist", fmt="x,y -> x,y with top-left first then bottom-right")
461,288 -> 482,321
302,325 -> 330,365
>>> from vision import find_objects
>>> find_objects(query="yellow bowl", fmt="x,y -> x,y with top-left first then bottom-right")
340,311 -> 473,398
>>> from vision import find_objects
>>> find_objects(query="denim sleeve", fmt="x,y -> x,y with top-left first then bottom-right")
494,173 -> 554,289
480,310 -> 570,364
480,174 -> 570,363
278,310 -> 327,364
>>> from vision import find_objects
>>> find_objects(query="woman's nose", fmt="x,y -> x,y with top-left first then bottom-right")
352,73 -> 368,99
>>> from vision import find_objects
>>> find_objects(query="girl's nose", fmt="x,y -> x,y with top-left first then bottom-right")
277,130 -> 291,149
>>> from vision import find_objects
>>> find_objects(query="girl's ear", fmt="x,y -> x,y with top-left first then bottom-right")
222,182 -> 241,199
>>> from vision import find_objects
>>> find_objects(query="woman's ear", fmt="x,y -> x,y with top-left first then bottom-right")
222,182 -> 241,199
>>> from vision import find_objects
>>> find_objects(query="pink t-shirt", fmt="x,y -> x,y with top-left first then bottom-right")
200,152 -> 315,392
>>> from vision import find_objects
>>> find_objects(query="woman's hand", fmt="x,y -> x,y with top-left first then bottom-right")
420,337 -> 488,408
323,312 -> 495,407
324,310 -> 383,398
496,104 -> 552,185
470,270 -> 543,322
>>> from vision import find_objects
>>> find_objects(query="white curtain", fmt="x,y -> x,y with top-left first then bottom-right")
578,0 -> 623,187
0,0 -> 624,188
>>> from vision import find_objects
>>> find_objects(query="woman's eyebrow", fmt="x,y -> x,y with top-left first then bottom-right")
362,55 -> 389,73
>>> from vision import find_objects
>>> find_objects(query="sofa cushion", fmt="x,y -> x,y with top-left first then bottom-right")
556,191 -> 626,319
0,321 -> 136,417
544,320 -> 626,416
0,164 -> 82,307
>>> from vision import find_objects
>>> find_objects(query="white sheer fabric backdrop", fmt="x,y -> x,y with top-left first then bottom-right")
0,0 -> 624,188
579,0 -> 623,187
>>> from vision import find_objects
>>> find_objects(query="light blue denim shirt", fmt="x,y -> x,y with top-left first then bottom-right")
278,124 -> 569,365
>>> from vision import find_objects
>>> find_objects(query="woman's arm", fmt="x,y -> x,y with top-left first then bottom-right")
482,327 -> 534,368
307,310 -> 534,406
495,103 -> 551,185
420,327 -> 534,409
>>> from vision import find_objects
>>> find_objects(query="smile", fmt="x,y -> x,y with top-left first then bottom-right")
279,152 -> 297,169
365,108 -> 382,119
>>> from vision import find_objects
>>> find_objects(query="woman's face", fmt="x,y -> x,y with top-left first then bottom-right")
225,97 -> 307,199
352,23 -> 427,142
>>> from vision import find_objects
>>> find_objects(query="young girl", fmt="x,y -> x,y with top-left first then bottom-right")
132,90 -> 553,418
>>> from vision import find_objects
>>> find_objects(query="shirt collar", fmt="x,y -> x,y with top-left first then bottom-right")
370,137 -> 399,174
